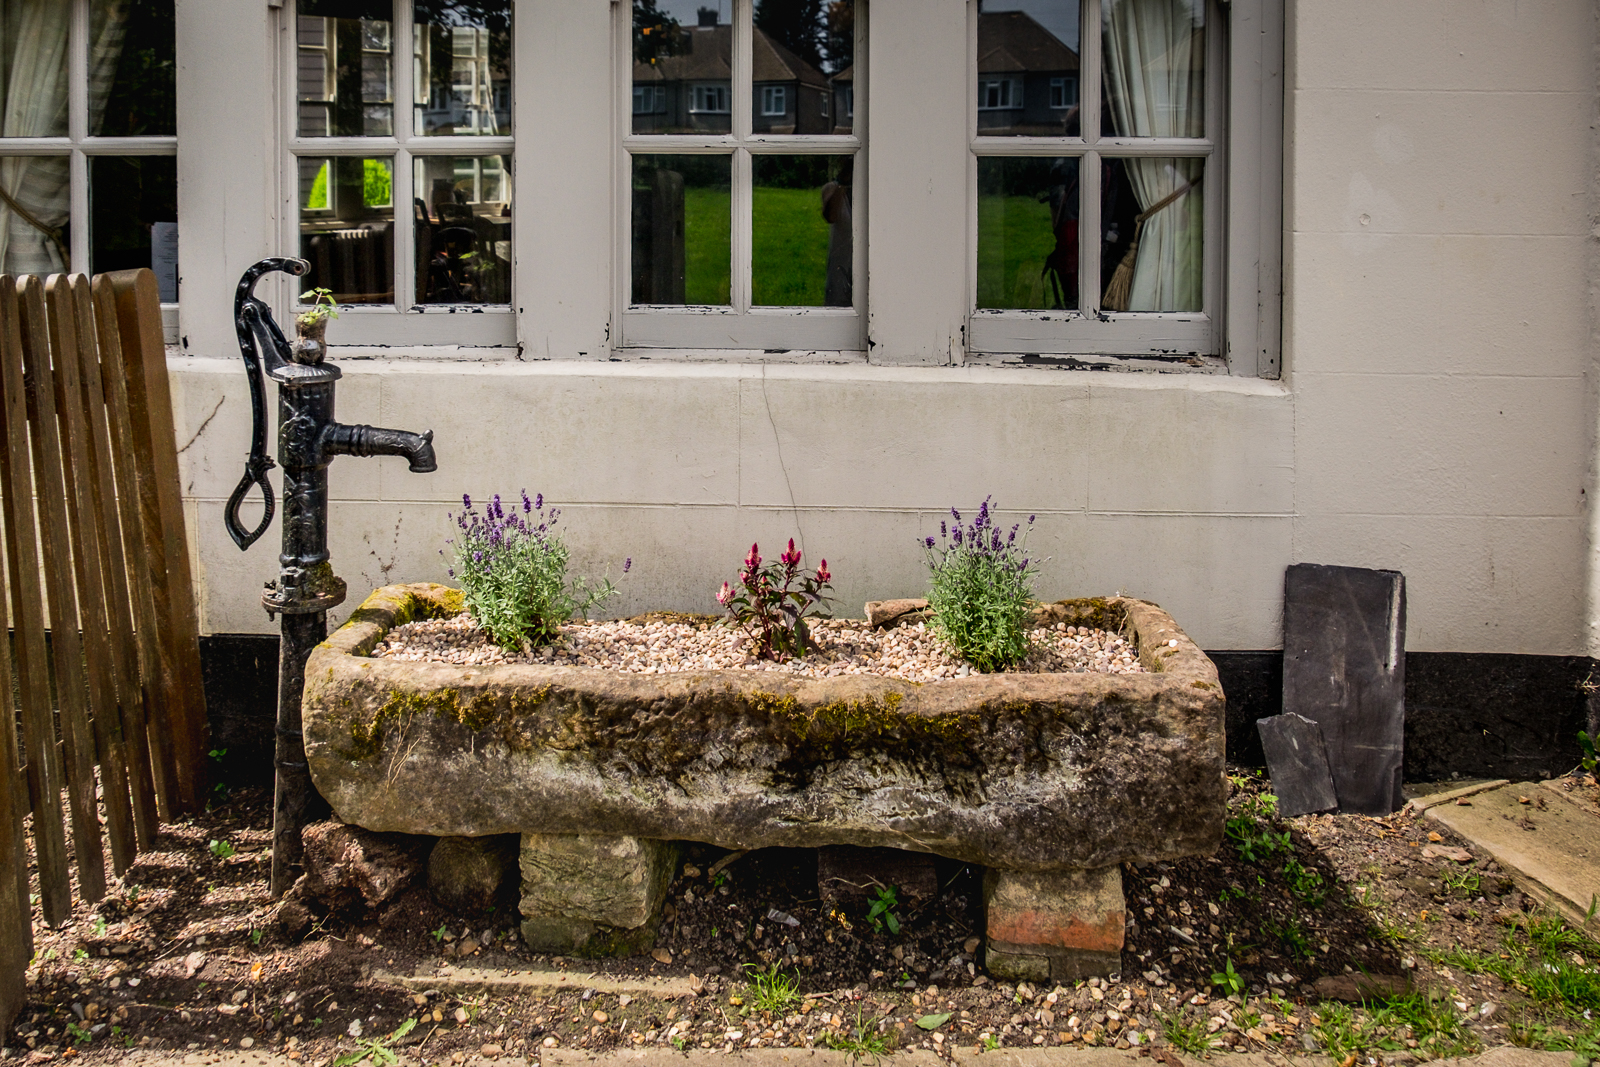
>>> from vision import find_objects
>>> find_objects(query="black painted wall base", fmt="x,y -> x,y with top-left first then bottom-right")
198,636 -> 1596,789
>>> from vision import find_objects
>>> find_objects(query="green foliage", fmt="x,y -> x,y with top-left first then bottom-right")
431,924 -> 451,942
1442,869 -> 1482,896
1580,730 -> 1597,775
979,1034 -> 1001,1052
1283,857 -> 1327,907
1159,1009 -> 1214,1055
1264,916 -> 1314,959
1225,791 -> 1292,863
1434,912 -> 1600,1017
865,885 -> 901,936
823,1008 -> 893,1061
298,287 -> 340,326
922,499 -> 1039,673
632,0 -> 687,65
1210,956 -> 1245,997
718,539 -> 832,662
208,838 -> 236,860
751,185 -> 832,307
65,1021 -> 92,1046
305,159 -> 392,211
1319,994 -> 1478,1060
91,916 -> 107,938
915,1012 -> 952,1031
976,192 -> 1059,310
742,962 -> 802,1014
332,1018 -> 417,1067
450,491 -> 625,651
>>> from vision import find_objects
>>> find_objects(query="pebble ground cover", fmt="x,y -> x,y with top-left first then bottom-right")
9,774 -> 1598,1066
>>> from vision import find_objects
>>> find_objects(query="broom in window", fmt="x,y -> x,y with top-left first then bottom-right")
1100,175 -> 1198,312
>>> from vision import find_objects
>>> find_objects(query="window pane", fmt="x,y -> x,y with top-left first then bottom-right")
1101,156 -> 1202,312
414,154 -> 511,304
0,156 -> 70,274
630,154 -> 730,306
89,155 -> 178,300
414,0 -> 511,136
1103,0 -> 1204,138
976,1 -> 1080,137
751,0 -> 851,135
298,155 -> 395,304
976,156 -> 1079,311
91,0 -> 177,136
298,0 -> 394,137
0,5 -> 68,137
751,154 -> 851,308
631,3 -> 730,136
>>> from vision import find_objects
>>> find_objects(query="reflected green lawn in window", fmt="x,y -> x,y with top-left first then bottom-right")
752,186 -> 831,307
977,194 -> 1057,310
683,186 -> 731,306
304,159 -> 393,210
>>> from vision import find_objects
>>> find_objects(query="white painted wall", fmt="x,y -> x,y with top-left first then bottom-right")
169,0 -> 1598,656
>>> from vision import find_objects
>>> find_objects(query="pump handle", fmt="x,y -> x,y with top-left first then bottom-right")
225,258 -> 308,550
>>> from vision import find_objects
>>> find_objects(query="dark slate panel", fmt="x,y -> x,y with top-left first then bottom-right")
1283,563 -> 1406,816
199,633 -> 280,790
1257,713 -> 1338,816
1210,651 -> 1283,767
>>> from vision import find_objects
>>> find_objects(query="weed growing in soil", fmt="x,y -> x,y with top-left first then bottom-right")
1159,1009 -> 1215,1054
866,885 -> 901,935
742,962 -> 802,1014
1434,912 -> 1600,1018
1211,956 -> 1245,997
1226,791 -> 1292,862
823,1008 -> 893,1060
331,1017 -> 416,1067
921,498 -> 1039,672
449,491 -> 627,650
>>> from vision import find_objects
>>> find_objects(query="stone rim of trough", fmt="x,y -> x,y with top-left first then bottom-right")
302,583 -> 1226,872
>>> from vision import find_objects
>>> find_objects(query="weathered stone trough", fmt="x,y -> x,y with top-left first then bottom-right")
302,583 -> 1226,980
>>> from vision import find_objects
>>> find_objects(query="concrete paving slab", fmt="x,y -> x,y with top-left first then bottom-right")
1424,781 -> 1600,939
371,964 -> 701,1000
1402,781 -> 1511,812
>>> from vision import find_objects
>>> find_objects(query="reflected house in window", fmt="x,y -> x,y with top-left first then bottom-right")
976,10 -> 1079,136
830,65 -> 853,135
632,9 -> 838,135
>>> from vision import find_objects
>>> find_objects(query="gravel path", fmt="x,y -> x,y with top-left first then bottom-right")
374,615 -> 1146,683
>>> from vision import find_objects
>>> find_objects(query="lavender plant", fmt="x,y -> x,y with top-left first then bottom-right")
717,539 -> 833,662
448,491 -> 629,650
921,498 -> 1040,672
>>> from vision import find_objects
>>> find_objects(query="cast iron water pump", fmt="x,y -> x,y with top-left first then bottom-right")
224,257 -> 437,896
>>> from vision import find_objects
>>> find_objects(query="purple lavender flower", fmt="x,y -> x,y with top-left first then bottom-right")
623,558 -> 632,574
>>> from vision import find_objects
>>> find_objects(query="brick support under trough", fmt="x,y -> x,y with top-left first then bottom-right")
983,865 -> 1125,981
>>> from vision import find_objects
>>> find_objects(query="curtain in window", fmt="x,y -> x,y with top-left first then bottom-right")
1102,0 -> 1204,312
0,0 -> 128,274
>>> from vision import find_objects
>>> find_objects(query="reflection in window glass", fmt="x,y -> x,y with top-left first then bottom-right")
89,155 -> 177,299
1103,0 -> 1204,139
976,157 -> 1079,311
413,154 -> 511,304
0,157 -> 70,274
631,3 -> 726,136
1100,156 -> 1202,312
298,155 -> 395,304
751,154 -> 851,308
91,0 -> 177,136
976,1 -> 1080,137
630,154 -> 730,306
414,0 -> 510,136
298,0 -> 393,137
751,0 -> 851,134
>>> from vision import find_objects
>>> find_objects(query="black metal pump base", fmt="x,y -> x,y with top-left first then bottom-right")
225,258 -> 437,897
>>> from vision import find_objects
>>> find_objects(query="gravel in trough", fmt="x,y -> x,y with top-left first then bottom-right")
373,615 -> 1147,683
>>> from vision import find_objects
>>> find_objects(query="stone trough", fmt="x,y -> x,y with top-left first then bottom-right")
302,583 -> 1226,981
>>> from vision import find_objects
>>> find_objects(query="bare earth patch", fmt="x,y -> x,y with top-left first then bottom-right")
373,615 -> 1146,682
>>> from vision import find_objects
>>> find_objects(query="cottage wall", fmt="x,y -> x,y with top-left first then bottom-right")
167,0 -> 1599,658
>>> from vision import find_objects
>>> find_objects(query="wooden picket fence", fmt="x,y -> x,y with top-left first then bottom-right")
0,269 -> 210,1033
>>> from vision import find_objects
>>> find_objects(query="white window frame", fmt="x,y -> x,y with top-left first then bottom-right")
760,84 -> 786,117
977,76 -> 1020,111
279,0 -> 514,347
966,0 -> 1284,377
617,0 -> 866,352
689,83 -> 731,115
1048,75 -> 1074,109
0,0 -> 178,336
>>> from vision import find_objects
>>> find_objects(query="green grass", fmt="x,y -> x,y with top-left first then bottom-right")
741,962 -> 802,1014
752,186 -> 832,306
1433,912 -> 1600,1017
976,194 -> 1059,310
683,186 -> 731,305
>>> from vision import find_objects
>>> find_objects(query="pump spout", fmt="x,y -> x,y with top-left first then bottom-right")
323,424 -> 437,472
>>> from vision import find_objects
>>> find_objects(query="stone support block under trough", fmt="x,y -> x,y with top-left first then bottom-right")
983,865 -> 1125,982
518,833 -> 679,957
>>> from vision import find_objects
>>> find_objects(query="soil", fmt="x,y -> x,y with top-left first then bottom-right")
7,772 -> 1597,1066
